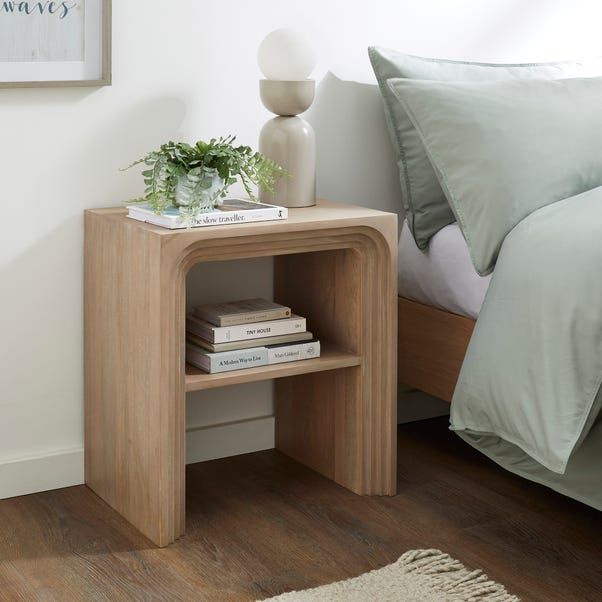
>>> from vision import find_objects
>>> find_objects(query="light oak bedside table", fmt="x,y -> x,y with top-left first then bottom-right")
84,199 -> 397,546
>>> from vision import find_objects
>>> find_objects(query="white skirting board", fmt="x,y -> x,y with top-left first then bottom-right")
186,415 -> 275,464
0,415 -> 276,500
0,449 -> 84,500
0,395 -> 441,500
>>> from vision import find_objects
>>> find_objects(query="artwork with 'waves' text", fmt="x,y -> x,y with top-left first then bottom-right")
0,0 -> 110,87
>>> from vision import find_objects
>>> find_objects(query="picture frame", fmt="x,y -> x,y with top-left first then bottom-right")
0,0 -> 111,88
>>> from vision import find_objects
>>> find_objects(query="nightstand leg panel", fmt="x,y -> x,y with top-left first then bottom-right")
274,232 -> 396,495
85,215 -> 180,547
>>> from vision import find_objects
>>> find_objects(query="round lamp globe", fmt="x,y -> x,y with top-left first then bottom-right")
258,28 -> 316,81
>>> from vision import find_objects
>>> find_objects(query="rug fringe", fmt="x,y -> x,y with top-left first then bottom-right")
399,549 -> 519,601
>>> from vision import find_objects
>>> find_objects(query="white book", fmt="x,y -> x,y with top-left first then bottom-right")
127,198 -> 287,230
267,340 -> 321,365
186,314 -> 306,344
186,340 -> 321,373
186,343 -> 267,374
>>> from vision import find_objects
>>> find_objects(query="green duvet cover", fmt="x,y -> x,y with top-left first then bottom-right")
450,187 -> 602,509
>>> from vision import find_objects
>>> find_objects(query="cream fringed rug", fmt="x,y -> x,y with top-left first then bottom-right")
264,549 -> 519,601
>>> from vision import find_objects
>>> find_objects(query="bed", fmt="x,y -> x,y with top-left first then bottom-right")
370,46 -> 602,510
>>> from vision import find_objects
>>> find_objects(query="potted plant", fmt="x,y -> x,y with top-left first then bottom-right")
123,135 -> 286,223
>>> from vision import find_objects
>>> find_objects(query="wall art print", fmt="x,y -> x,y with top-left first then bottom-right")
0,0 -> 110,87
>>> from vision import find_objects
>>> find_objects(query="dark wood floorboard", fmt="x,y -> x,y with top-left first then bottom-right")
0,417 -> 600,601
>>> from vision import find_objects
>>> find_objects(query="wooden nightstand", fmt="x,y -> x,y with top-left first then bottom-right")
84,200 -> 397,546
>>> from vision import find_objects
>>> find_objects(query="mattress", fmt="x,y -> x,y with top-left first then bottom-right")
398,220 -> 491,319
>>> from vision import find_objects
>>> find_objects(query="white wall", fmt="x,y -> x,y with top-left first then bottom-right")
1,0 -> 601,498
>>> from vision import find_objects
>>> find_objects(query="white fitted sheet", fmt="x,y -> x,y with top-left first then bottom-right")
398,220 -> 492,319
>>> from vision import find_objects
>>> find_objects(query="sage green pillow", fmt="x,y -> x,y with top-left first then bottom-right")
387,76 -> 602,275
369,46 -> 601,249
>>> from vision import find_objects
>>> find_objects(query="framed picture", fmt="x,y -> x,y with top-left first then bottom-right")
0,0 -> 111,88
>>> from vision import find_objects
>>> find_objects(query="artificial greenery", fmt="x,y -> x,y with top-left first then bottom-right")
123,136 -> 286,215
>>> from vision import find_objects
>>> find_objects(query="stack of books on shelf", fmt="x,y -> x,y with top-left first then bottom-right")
185,298 -> 320,374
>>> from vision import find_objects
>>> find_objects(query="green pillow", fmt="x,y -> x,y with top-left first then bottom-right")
387,76 -> 602,275
368,46 -> 601,248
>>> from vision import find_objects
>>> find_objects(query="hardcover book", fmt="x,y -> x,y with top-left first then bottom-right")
127,198 -> 288,230
193,298 -> 291,327
186,343 -> 267,374
186,314 -> 306,344
186,330 -> 313,353
186,340 -> 321,373
266,340 -> 321,364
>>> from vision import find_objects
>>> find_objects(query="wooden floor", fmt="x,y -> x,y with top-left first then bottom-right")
1,418 -> 600,601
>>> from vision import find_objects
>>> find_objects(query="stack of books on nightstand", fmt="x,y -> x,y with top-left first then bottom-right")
185,298 -> 320,374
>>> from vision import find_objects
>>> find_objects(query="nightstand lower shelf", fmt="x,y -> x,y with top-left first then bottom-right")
185,343 -> 360,391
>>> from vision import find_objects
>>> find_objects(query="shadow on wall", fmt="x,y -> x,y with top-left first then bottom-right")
305,71 -> 403,229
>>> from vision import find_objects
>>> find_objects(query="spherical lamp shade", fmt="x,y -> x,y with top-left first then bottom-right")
258,28 -> 316,81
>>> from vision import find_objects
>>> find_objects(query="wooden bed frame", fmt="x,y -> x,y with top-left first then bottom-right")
397,296 -> 475,402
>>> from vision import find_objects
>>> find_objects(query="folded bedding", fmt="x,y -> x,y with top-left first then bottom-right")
451,187 -> 602,509
387,73 -> 602,508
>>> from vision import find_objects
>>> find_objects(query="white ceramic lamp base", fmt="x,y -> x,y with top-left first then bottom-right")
259,80 -> 316,208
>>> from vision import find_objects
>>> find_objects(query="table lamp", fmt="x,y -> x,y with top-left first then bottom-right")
258,29 -> 317,208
